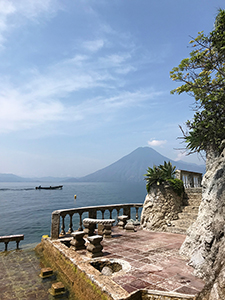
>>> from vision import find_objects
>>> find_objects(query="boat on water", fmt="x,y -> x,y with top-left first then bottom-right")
35,185 -> 63,190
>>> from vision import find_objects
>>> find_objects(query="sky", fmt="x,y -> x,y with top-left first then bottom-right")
0,0 -> 224,178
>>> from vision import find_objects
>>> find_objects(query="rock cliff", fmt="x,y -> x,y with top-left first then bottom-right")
195,237 -> 225,300
141,183 -> 183,231
180,144 -> 225,282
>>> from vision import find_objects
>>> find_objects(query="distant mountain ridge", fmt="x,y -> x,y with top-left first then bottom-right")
75,147 -> 205,183
0,173 -> 28,182
0,174 -> 76,183
0,147 -> 205,183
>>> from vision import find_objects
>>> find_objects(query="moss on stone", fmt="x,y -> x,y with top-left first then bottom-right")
35,240 -> 112,300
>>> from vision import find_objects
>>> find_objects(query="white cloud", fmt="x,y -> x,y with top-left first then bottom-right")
115,66 -> 136,74
100,53 -> 131,67
82,39 -> 105,52
16,47 -> 142,103
0,0 -> 60,49
15,0 -> 54,18
0,0 -> 15,47
148,139 -> 167,147
0,86 -> 65,132
0,68 -> 161,134
102,90 -> 161,109
174,151 -> 186,161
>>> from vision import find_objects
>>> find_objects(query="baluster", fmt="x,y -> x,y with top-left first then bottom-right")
123,206 -> 130,219
116,208 -> 120,224
101,210 -> 105,219
109,209 -> 112,219
89,209 -> 97,219
135,207 -> 139,222
60,215 -> 66,236
78,212 -> 83,231
67,213 -> 73,234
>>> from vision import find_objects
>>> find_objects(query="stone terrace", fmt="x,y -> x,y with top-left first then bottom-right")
101,227 -> 204,296
45,226 -> 205,299
0,227 -> 205,300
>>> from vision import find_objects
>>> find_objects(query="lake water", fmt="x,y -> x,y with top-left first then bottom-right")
0,181 -> 146,250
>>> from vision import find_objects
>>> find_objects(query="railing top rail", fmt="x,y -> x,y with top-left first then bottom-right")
52,203 -> 143,216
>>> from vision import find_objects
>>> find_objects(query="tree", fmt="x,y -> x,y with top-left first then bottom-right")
170,9 -> 225,158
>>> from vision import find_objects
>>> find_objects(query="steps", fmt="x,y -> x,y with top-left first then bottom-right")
177,212 -> 198,220
166,188 -> 202,234
181,205 -> 199,214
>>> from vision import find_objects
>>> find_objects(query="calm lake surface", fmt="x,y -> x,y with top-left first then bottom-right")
0,181 -> 146,250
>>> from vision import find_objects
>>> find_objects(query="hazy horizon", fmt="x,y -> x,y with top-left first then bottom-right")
0,146 -> 205,179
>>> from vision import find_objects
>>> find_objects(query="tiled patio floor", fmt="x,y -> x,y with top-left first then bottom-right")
0,228 -> 205,299
101,227 -> 205,296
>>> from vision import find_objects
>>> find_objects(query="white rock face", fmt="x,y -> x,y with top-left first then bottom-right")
141,183 -> 182,231
180,146 -> 225,280
196,237 -> 225,300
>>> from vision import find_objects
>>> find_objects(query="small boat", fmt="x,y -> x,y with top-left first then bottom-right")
35,185 -> 63,190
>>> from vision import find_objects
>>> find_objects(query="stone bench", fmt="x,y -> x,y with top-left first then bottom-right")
0,234 -> 24,251
83,218 -> 115,238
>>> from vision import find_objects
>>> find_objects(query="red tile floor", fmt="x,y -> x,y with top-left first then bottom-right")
101,226 -> 205,296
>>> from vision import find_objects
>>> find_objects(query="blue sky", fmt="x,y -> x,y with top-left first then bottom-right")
0,0 -> 224,177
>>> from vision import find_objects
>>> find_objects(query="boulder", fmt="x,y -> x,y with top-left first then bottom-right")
141,182 -> 183,231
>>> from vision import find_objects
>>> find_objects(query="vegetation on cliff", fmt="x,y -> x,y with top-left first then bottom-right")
170,9 -> 225,157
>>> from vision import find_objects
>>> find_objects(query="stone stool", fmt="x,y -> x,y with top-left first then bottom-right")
49,282 -> 66,296
102,222 -> 114,238
118,215 -> 128,229
86,235 -> 103,258
97,224 -> 104,235
83,219 -> 96,236
70,231 -> 86,251
97,220 -> 115,238
40,267 -> 54,278
125,221 -> 135,232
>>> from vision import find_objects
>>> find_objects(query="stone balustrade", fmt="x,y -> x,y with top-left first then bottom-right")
176,169 -> 203,188
0,234 -> 24,251
51,203 -> 143,240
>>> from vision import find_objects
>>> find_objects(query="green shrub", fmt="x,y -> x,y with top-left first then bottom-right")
167,178 -> 184,196
144,161 -> 184,196
144,165 -> 164,193
159,161 -> 177,179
